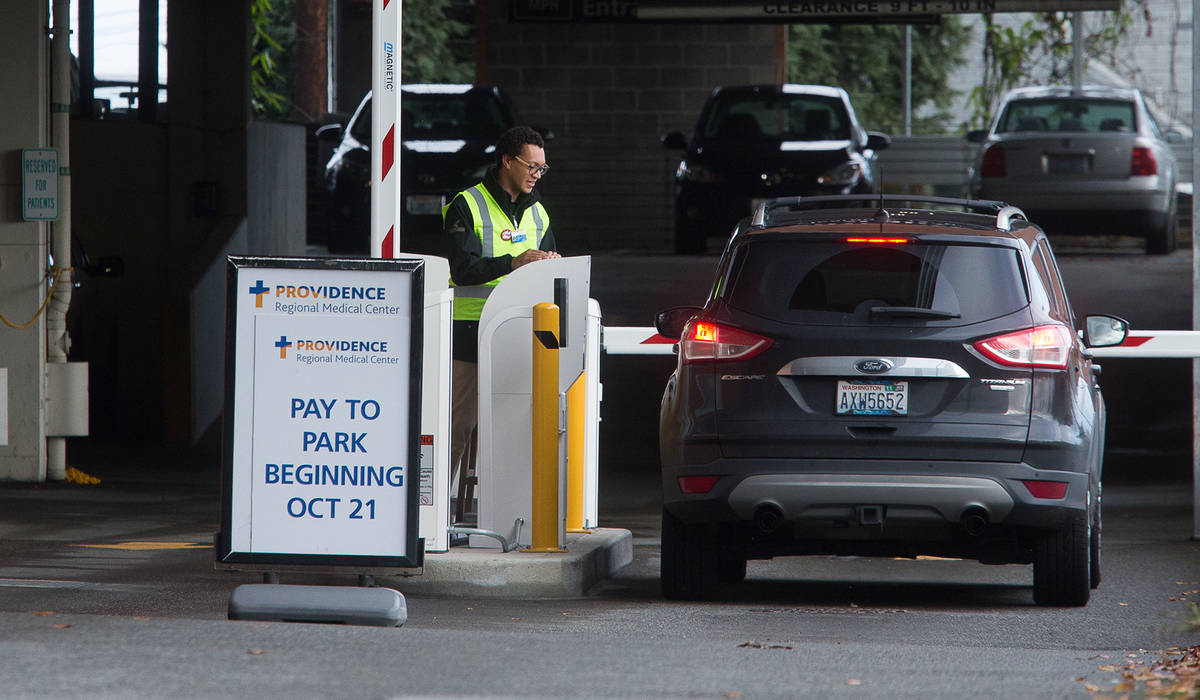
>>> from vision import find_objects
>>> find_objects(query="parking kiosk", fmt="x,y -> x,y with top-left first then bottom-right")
470,256 -> 594,550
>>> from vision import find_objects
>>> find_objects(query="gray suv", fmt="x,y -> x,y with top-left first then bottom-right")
655,195 -> 1129,606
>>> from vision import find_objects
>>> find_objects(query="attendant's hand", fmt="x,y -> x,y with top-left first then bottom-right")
512,250 -> 561,269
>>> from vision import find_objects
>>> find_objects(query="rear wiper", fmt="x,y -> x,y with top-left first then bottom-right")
869,306 -> 961,320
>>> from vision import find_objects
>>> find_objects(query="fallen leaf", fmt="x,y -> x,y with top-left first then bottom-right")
723,693 -> 741,699
511,617 -> 522,621
1118,602 -> 1129,606
50,624 -> 70,629
32,611 -> 54,617
846,679 -> 862,686
133,616 -> 148,621
1099,665 -> 1120,672
1083,682 -> 1100,692
247,649 -> 265,655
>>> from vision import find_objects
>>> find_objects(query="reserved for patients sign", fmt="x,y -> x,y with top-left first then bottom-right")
217,257 -> 424,569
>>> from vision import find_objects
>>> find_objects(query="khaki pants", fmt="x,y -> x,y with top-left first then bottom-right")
450,359 -> 478,517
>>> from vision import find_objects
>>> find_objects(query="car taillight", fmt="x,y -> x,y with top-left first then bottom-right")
972,324 -> 1073,369
678,476 -> 720,494
1131,146 -> 1157,176
681,320 -> 772,363
846,237 -> 909,244
980,146 -> 1006,178
1022,480 -> 1069,499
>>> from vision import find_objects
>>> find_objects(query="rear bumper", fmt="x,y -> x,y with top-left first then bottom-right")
663,458 -> 1089,532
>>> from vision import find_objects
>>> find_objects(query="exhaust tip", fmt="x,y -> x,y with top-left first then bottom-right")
961,507 -> 989,536
754,503 -> 785,534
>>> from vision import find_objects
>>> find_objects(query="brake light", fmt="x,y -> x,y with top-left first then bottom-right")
679,476 -> 720,494
1130,146 -> 1157,176
980,146 -> 1006,177
973,324 -> 1073,369
681,320 -> 772,363
846,237 -> 909,244
1022,480 -> 1069,499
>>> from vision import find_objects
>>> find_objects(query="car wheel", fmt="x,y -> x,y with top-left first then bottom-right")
1032,513 -> 1091,606
674,218 -> 707,255
1146,206 -> 1177,255
1090,486 -> 1102,590
717,552 -> 748,583
660,510 -> 718,600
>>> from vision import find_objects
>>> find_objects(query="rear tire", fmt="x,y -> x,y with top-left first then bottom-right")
1033,513 -> 1091,606
1090,487 -> 1102,590
674,218 -> 707,255
661,510 -> 719,600
1146,206 -> 1177,255
718,553 -> 748,583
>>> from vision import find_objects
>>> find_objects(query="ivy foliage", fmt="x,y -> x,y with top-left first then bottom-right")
966,2 -> 1148,130
788,20 -> 972,135
401,0 -> 473,84
250,0 -> 295,119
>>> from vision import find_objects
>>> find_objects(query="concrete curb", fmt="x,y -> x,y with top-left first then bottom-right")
378,528 -> 633,599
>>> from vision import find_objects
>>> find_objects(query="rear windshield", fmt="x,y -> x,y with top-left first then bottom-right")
723,239 -> 1029,325
702,93 -> 851,141
996,98 -> 1137,134
350,92 -> 514,143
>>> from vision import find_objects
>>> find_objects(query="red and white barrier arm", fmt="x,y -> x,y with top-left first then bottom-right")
603,327 -> 676,355
1089,331 -> 1200,359
600,327 -> 1200,359
371,0 -> 401,259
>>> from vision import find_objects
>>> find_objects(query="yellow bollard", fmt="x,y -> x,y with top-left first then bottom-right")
527,302 -> 565,552
566,371 -> 590,533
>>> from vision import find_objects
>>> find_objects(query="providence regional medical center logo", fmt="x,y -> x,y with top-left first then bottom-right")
272,334 -> 399,368
246,279 -> 404,317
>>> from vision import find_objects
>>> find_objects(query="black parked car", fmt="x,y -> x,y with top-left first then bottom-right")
318,85 -> 545,254
662,85 -> 890,254
655,194 -> 1130,606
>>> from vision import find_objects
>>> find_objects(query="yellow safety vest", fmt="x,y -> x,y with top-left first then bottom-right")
447,183 -> 550,321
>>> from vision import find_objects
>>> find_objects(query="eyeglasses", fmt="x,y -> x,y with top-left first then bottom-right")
512,154 -> 550,177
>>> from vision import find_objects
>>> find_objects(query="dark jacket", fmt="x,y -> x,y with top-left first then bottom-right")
444,168 -> 557,361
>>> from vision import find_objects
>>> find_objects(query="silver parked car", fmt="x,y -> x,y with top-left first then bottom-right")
967,85 -> 1179,254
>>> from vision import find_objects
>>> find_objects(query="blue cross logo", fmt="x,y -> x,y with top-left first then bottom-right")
275,335 -> 292,359
248,280 -> 269,308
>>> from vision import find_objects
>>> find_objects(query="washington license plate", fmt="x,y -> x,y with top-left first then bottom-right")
836,379 -> 908,416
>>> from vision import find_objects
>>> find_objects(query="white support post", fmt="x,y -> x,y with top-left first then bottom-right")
371,0 -> 401,259
1192,0 -> 1199,541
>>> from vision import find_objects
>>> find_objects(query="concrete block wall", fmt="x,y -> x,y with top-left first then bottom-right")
482,10 -> 782,252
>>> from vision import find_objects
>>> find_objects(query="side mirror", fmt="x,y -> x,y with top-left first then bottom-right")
661,131 -> 687,150
1083,314 -> 1129,348
965,129 -> 988,144
1167,129 -> 1184,144
654,306 -> 703,340
866,131 -> 891,151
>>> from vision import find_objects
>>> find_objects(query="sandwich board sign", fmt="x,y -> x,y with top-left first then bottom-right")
217,256 -> 424,569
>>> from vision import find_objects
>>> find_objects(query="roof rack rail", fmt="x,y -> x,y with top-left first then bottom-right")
750,195 -> 1029,232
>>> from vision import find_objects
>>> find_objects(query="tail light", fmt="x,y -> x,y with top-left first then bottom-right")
679,476 -> 720,494
1022,480 -> 1069,499
972,324 -> 1073,369
846,237 -> 909,244
681,320 -> 772,363
1130,146 -> 1157,176
980,146 -> 1006,177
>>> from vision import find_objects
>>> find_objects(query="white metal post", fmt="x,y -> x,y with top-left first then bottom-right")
371,0 -> 402,258
47,0 -> 73,481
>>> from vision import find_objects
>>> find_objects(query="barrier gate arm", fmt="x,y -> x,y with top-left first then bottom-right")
603,327 -> 1200,359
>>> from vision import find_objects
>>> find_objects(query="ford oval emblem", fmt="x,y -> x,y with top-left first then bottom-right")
855,358 -> 893,374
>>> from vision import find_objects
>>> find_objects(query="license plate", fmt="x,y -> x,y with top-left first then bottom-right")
1045,153 -> 1090,175
836,379 -> 908,416
406,194 -> 445,215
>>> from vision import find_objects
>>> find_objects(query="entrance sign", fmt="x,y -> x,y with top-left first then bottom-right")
218,257 -> 424,568
510,0 -> 1118,22
21,148 -> 59,221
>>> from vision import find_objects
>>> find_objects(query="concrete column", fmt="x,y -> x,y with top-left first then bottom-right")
0,2 -> 50,480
